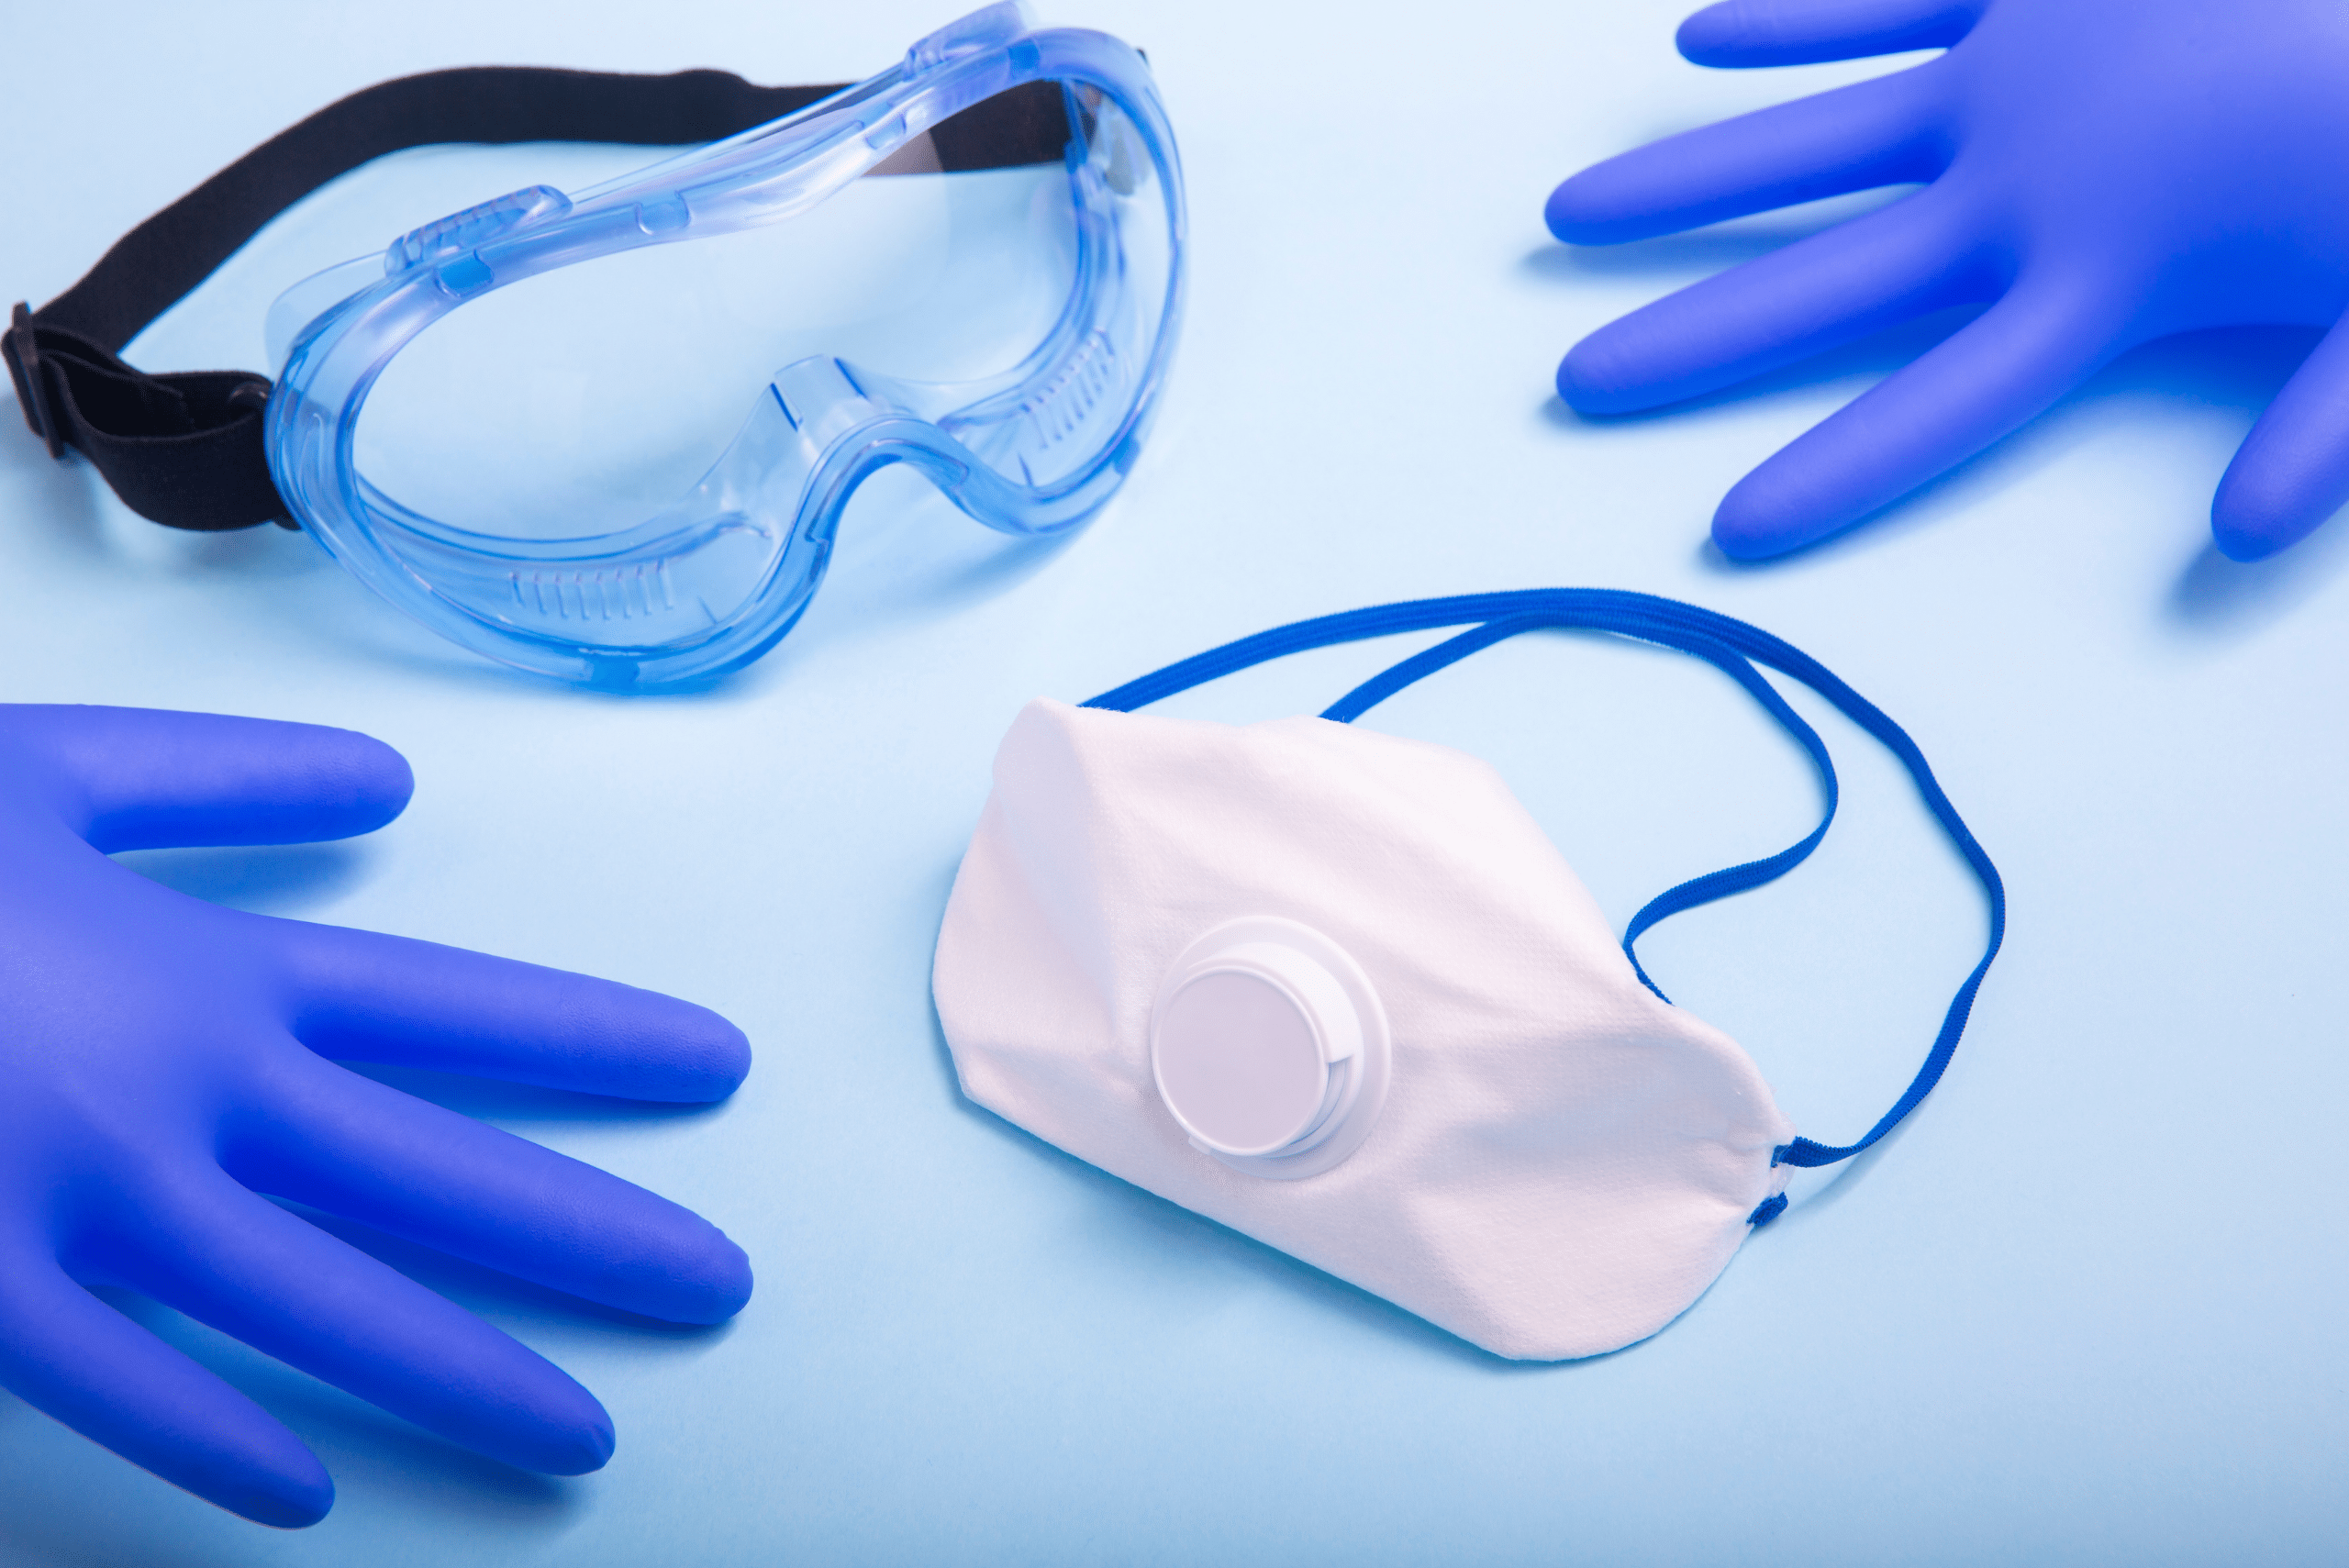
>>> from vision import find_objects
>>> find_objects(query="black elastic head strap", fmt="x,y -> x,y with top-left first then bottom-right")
2,67 -> 1070,532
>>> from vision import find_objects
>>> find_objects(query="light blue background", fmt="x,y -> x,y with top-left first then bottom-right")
5,2 -> 2347,1562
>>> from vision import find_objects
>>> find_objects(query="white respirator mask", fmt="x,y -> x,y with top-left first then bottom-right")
933,591 -> 2003,1360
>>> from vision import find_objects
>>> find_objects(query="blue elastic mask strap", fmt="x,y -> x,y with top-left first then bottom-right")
1321,610 -> 1841,1005
1082,589 -> 2007,1172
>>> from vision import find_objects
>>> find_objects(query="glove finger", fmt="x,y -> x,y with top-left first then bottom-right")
0,1240 -> 333,1527
2,706 -> 412,853
238,1053 -> 751,1325
1676,0 -> 1985,68
276,919 -> 750,1103
1561,186 -> 1986,413
1547,64 -> 1949,245
2210,316 -> 2349,560
109,1169 -> 615,1477
1710,273 -> 2128,556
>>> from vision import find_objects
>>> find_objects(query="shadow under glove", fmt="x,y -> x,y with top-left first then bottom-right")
0,705 -> 752,1528
1548,0 -> 2349,560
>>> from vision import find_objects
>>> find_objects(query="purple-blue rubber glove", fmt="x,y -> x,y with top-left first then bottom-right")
0,705 -> 752,1528
1547,0 -> 2349,560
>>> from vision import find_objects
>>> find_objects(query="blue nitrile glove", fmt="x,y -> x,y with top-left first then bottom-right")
1546,0 -> 2349,560
0,705 -> 752,1528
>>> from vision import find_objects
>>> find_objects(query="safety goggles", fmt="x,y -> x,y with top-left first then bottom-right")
5,3 -> 1185,688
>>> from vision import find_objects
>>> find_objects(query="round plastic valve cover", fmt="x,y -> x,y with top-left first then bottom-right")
1148,917 -> 1392,1180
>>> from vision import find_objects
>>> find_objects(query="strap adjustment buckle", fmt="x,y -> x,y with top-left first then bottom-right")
4,302 -> 66,460
2,302 -> 287,530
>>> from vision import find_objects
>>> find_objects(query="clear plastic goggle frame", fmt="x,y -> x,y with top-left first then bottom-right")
263,3 -> 1186,688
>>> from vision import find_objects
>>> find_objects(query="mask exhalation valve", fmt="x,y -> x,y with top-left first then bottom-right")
1148,917 -> 1392,1181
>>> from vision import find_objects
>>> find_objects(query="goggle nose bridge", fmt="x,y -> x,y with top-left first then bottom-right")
772,355 -> 891,449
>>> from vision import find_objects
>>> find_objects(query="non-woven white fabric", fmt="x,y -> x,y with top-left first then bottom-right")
932,698 -> 1797,1361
